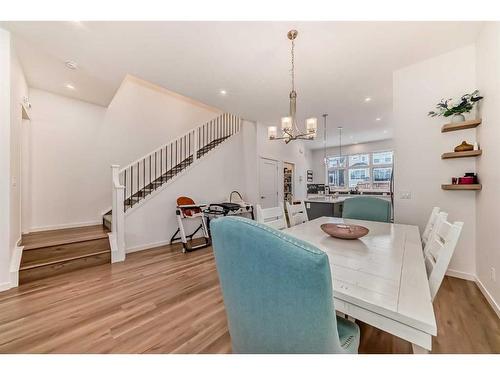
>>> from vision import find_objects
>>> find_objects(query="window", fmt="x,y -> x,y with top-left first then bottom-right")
327,156 -> 346,168
348,168 -> 370,188
326,150 -> 393,191
373,151 -> 393,165
349,154 -> 369,167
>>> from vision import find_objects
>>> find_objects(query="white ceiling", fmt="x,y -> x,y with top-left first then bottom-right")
1,21 -> 484,149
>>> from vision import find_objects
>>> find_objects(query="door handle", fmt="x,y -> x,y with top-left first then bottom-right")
260,196 -> 265,199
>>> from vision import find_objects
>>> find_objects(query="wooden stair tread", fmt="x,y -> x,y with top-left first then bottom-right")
21,225 -> 109,250
20,249 -> 111,271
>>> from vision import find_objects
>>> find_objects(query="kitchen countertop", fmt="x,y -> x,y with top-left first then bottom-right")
304,196 -> 350,204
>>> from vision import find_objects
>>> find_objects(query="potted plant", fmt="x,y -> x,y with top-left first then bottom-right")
428,90 -> 483,123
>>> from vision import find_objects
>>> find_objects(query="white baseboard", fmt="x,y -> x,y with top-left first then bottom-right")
474,276 -> 500,320
445,269 -> 476,281
27,220 -> 102,233
9,242 -> 24,289
126,240 -> 171,254
0,281 -> 11,293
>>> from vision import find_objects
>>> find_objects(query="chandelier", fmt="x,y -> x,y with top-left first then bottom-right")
268,30 -> 317,143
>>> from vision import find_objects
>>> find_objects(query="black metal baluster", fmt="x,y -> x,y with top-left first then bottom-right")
130,166 -> 134,207
137,162 -> 139,201
165,145 -> 167,178
124,169 -> 127,208
154,151 -> 157,188
160,148 -> 163,182
175,140 -> 178,171
143,159 -> 145,196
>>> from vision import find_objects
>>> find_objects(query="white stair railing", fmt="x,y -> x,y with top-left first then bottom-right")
109,113 -> 241,262
110,165 -> 125,262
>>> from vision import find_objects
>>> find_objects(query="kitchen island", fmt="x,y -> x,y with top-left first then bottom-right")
304,193 -> 392,220
304,196 -> 349,219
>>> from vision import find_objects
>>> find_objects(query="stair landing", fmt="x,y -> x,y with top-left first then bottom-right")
20,225 -> 111,284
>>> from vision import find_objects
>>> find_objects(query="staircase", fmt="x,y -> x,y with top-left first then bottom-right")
16,113 -> 241,283
106,113 -> 242,260
19,225 -> 111,284
102,136 -> 229,230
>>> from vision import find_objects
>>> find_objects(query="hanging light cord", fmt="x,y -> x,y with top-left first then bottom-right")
339,127 -> 343,158
291,37 -> 295,93
323,115 -> 328,163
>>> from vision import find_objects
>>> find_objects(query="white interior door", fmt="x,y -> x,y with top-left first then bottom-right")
259,158 -> 279,209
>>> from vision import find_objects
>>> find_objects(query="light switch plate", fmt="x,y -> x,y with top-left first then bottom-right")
400,191 -> 412,200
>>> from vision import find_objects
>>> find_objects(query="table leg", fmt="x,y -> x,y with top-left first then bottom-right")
412,343 -> 429,354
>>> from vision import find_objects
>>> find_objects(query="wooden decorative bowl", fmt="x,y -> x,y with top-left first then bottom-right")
320,223 -> 369,240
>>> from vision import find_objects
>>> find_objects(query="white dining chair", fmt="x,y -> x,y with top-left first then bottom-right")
423,211 -> 448,256
285,201 -> 309,227
424,219 -> 463,301
256,203 -> 288,230
422,207 -> 448,249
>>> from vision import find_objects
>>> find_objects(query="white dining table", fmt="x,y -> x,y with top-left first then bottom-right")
283,216 -> 437,353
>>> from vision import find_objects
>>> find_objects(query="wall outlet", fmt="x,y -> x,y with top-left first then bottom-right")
400,191 -> 412,200
491,267 -> 496,282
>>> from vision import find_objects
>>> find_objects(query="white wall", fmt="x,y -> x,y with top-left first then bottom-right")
0,29 -> 12,290
393,45 -> 477,276
475,22 -> 500,312
0,29 -> 28,290
28,90 -> 107,230
310,139 -> 395,184
26,75 -> 222,231
9,41 -> 28,261
254,122 -> 312,203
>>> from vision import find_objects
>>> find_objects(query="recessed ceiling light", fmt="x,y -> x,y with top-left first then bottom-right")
364,97 -> 372,102
383,130 -> 388,134
65,60 -> 78,70
65,83 -> 75,90
219,89 -> 227,96
375,117 -> 381,121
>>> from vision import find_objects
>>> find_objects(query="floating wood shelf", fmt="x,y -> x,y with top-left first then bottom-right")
441,184 -> 482,191
441,119 -> 481,133
441,150 -> 482,159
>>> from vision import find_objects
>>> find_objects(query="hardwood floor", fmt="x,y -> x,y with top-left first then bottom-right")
0,244 -> 499,353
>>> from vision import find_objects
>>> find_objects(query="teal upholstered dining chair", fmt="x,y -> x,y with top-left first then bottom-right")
342,196 -> 391,223
210,216 -> 360,354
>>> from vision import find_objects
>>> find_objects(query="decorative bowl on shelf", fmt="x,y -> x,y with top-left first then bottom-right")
454,141 -> 474,152
320,223 -> 369,240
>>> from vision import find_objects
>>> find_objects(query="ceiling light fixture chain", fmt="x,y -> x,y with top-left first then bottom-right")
267,29 -> 317,144
291,32 -> 295,94
323,114 -> 328,166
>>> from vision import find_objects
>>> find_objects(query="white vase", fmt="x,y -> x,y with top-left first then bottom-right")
451,114 -> 466,123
